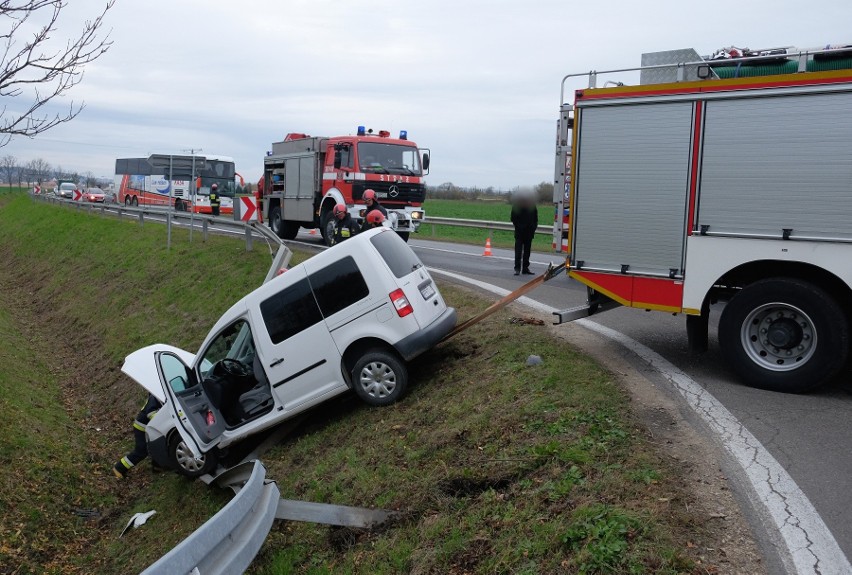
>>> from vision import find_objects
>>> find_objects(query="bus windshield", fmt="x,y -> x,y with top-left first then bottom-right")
357,142 -> 421,176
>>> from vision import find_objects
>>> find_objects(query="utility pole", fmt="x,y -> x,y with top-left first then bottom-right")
183,148 -> 202,242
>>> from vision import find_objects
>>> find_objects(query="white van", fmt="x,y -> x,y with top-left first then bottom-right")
122,227 -> 456,477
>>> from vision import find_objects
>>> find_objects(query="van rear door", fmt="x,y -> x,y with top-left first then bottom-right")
368,229 -> 446,328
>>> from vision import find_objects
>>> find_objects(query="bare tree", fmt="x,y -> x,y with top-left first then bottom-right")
84,169 -> 95,187
25,157 -> 51,183
1,154 -> 16,186
0,1 -> 115,147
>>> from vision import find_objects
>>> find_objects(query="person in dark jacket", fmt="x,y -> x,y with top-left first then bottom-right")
209,183 -> 221,216
361,188 -> 387,232
330,203 -> 359,245
511,194 -> 538,275
113,393 -> 162,478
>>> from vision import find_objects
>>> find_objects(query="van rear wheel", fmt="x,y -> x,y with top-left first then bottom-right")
167,433 -> 218,478
351,349 -> 408,406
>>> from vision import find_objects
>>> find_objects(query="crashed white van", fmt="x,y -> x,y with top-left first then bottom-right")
122,227 -> 456,477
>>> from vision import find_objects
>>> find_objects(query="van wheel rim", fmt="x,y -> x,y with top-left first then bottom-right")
174,440 -> 206,472
359,361 -> 397,398
741,302 -> 817,372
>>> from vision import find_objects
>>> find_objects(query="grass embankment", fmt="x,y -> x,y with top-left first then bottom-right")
0,192 -> 711,574
420,198 -> 557,252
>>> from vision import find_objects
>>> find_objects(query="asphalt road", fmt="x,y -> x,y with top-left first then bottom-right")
398,235 -> 852,574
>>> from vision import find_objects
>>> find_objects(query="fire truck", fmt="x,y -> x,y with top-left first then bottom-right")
553,44 -> 852,393
260,128 -> 430,244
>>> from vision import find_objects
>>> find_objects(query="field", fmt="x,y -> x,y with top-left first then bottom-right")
0,192 -> 738,574
418,198 -> 559,252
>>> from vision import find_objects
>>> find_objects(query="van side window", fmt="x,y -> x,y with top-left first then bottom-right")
260,278 -> 323,344
309,256 -> 369,317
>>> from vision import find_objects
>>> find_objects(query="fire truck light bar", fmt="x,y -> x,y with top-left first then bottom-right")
357,125 -> 366,136
399,130 -> 407,140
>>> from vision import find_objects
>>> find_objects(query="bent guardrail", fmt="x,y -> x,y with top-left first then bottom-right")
141,460 -> 279,575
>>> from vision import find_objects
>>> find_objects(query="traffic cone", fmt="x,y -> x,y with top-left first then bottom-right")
310,228 -> 317,235
483,237 -> 493,256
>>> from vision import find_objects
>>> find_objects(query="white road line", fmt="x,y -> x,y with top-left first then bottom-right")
431,267 -> 852,575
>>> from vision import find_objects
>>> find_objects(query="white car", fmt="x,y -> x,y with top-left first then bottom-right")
122,227 -> 456,477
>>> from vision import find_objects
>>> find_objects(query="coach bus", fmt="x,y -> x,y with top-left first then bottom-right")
114,155 -> 238,214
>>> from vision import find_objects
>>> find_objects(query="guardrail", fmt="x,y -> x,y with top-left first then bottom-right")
33,193 -> 554,240
142,460 -> 279,575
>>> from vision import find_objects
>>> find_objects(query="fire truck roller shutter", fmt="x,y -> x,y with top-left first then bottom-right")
572,101 -> 693,277
698,91 -> 852,240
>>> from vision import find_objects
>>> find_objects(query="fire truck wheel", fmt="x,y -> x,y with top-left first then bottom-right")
270,206 -> 284,237
281,221 -> 299,240
396,232 -> 410,242
718,278 -> 848,393
351,349 -> 408,407
131,196 -> 139,207
167,433 -> 218,478
319,210 -> 335,247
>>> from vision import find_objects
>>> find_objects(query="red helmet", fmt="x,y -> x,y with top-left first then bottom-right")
366,211 -> 386,226
363,189 -> 376,202
211,183 -> 218,190
333,203 -> 346,216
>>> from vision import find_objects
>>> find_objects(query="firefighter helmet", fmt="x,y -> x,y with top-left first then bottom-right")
211,183 -> 218,190
363,189 -> 376,202
366,210 -> 385,226
333,203 -> 346,217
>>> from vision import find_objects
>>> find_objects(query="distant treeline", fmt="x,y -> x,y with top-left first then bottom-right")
428,181 -> 554,204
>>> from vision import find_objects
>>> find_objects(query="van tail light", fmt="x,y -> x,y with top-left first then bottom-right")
389,289 -> 413,317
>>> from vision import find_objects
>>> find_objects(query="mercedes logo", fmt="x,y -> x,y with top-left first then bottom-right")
388,185 -> 400,198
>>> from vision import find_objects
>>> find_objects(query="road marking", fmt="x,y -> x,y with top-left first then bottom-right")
430,267 -> 852,575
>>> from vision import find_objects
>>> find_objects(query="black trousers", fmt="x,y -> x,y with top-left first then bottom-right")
514,231 -> 534,271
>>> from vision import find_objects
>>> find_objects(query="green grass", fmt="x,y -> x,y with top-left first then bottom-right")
0,192 -> 715,574
419,198 -> 561,252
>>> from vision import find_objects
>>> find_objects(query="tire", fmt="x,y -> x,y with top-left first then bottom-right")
174,199 -> 184,212
319,210 -> 335,247
270,206 -> 283,237
167,433 -> 218,478
281,220 -> 300,240
396,231 -> 410,242
351,349 -> 408,406
131,196 -> 139,207
718,278 -> 849,393
124,196 -> 131,206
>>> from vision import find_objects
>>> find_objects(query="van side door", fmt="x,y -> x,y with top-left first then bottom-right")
249,267 -> 347,412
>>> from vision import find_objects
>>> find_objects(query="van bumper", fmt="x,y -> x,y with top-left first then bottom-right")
396,307 -> 457,361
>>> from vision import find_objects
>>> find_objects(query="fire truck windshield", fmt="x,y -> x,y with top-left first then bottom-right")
358,142 -> 421,176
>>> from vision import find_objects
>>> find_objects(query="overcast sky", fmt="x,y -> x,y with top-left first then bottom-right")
5,0 -> 852,189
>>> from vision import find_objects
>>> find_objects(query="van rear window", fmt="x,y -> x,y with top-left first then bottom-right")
370,230 -> 423,278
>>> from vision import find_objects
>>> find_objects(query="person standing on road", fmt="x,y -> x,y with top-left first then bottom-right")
361,189 -> 387,232
209,183 -> 221,216
330,203 -> 359,245
113,393 -> 163,478
511,192 -> 538,275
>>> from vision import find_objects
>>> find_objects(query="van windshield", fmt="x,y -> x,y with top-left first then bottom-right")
370,230 -> 423,278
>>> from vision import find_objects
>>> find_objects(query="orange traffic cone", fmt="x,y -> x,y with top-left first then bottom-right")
310,228 -> 317,235
483,237 -> 493,256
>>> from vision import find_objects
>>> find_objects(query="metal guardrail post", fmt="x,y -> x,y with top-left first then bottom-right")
202,219 -> 208,241
138,211 -> 144,226
245,225 -> 253,251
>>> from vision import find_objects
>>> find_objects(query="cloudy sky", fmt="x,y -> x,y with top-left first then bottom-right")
4,0 -> 852,189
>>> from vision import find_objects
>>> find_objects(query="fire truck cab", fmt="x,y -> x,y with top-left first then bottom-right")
553,44 -> 852,393
261,128 -> 430,244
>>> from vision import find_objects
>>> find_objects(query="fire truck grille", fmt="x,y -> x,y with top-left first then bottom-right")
353,181 -> 425,204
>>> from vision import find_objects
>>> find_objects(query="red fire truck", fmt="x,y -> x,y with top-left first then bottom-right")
553,44 -> 852,393
260,128 -> 430,244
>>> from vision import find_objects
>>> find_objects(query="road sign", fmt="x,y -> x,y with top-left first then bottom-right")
239,196 -> 258,222
73,189 -> 82,201
147,154 -> 207,178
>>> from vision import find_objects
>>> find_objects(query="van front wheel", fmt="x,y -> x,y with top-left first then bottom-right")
168,433 -> 218,478
352,349 -> 408,406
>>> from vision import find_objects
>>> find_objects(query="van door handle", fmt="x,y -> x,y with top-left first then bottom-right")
270,358 -> 284,367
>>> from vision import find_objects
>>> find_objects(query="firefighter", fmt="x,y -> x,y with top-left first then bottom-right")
361,189 -> 387,232
113,393 -> 163,478
209,183 -> 221,216
364,210 -> 386,229
511,192 -> 538,275
330,203 -> 359,245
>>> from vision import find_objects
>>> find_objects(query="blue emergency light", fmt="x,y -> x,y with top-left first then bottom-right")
357,125 -> 366,136
399,130 -> 408,140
